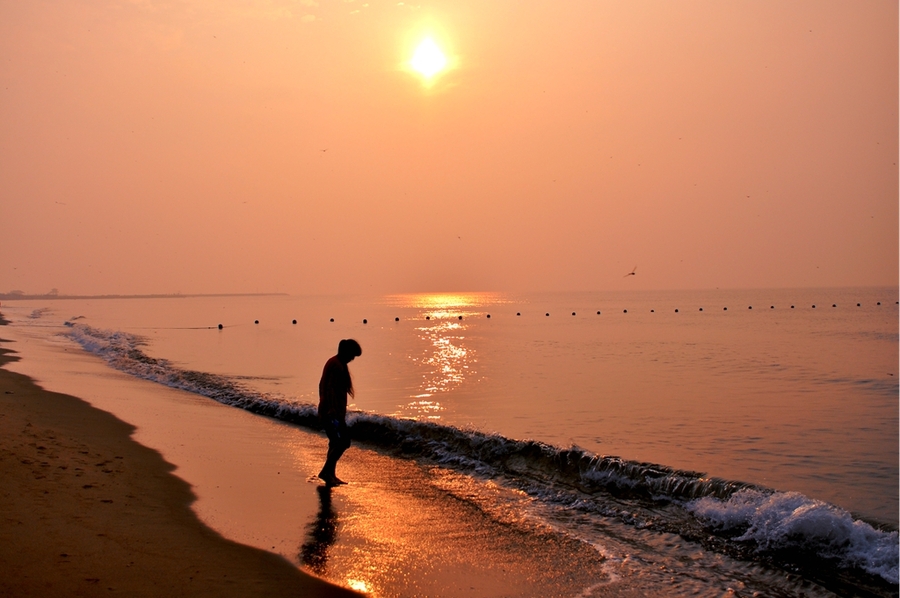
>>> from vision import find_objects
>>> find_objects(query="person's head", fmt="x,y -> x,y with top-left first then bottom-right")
337,339 -> 362,363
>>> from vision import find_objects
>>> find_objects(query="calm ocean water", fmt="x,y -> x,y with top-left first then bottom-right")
4,287 -> 898,595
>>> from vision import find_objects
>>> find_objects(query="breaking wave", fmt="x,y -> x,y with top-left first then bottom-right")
689,489 -> 898,584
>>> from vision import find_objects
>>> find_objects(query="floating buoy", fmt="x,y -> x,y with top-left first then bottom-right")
330,318 -> 334,322
458,315 -> 463,320
699,307 -> 703,311
363,319 -> 368,324
572,312 -> 576,316
650,309 -> 654,313
517,312 -> 521,316
857,303 -> 861,307
596,311 -> 601,315
395,317 -> 400,322
791,306 -> 795,309
218,324 -> 223,330
546,313 -> 550,316
254,320 -> 259,324
623,309 -> 627,313
675,309 -> 679,313
426,316 -> 431,320
812,305 -> 816,308
877,302 -> 881,305
748,306 -> 752,310
723,307 -> 727,311
292,319 -> 297,324
832,304 -> 836,308
770,306 -> 774,309
486,314 -> 491,319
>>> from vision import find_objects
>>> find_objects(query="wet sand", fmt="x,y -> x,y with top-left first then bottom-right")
0,338 -> 359,598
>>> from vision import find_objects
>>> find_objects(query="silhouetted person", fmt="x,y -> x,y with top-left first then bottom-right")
317,338 -> 362,486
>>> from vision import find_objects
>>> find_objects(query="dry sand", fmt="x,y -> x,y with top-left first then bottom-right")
0,337 -> 359,598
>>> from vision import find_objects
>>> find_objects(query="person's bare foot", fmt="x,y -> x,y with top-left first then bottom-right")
317,472 -> 347,486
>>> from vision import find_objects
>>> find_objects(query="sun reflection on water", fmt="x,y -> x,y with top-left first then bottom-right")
407,319 -> 474,419
393,292 -> 488,311
347,579 -> 369,593
387,293 -> 502,420
416,320 -> 472,395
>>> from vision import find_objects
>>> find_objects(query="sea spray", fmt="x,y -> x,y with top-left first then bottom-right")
688,489 -> 899,584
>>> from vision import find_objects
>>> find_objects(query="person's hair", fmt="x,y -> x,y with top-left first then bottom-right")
337,339 -> 362,397
338,339 -> 362,358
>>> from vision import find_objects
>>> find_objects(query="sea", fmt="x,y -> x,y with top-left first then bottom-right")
2,287 -> 898,597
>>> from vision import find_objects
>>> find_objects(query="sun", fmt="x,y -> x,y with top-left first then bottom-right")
410,37 -> 447,80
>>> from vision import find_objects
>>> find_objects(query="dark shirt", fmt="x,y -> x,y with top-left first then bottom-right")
318,355 -> 351,422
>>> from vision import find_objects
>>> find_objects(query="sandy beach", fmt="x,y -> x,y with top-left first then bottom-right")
0,334 -> 359,598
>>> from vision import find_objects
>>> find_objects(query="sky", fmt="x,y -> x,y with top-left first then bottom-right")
1,0 -> 897,295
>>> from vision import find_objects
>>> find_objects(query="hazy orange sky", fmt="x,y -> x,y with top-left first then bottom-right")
1,0 -> 897,295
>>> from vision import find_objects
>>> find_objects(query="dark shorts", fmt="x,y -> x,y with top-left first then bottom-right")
322,418 -> 351,451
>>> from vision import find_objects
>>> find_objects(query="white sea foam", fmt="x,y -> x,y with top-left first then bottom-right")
66,324 -> 318,421
688,489 -> 899,584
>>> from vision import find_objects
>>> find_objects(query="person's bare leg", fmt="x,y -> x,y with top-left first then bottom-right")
318,444 -> 347,485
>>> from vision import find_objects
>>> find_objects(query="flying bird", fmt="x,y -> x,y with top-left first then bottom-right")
623,266 -> 637,278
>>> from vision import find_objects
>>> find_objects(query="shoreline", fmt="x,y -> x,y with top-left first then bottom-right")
0,314 -> 632,597
0,337 -> 359,598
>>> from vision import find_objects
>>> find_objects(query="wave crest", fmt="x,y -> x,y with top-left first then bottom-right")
689,489 -> 899,584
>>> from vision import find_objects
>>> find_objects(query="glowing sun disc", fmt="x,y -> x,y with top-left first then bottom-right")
411,38 -> 447,78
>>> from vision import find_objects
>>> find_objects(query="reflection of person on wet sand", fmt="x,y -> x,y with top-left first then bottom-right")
317,339 -> 362,486
300,486 -> 338,574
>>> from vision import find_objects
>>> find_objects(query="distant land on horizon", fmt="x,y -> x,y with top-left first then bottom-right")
0,292 -> 290,301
